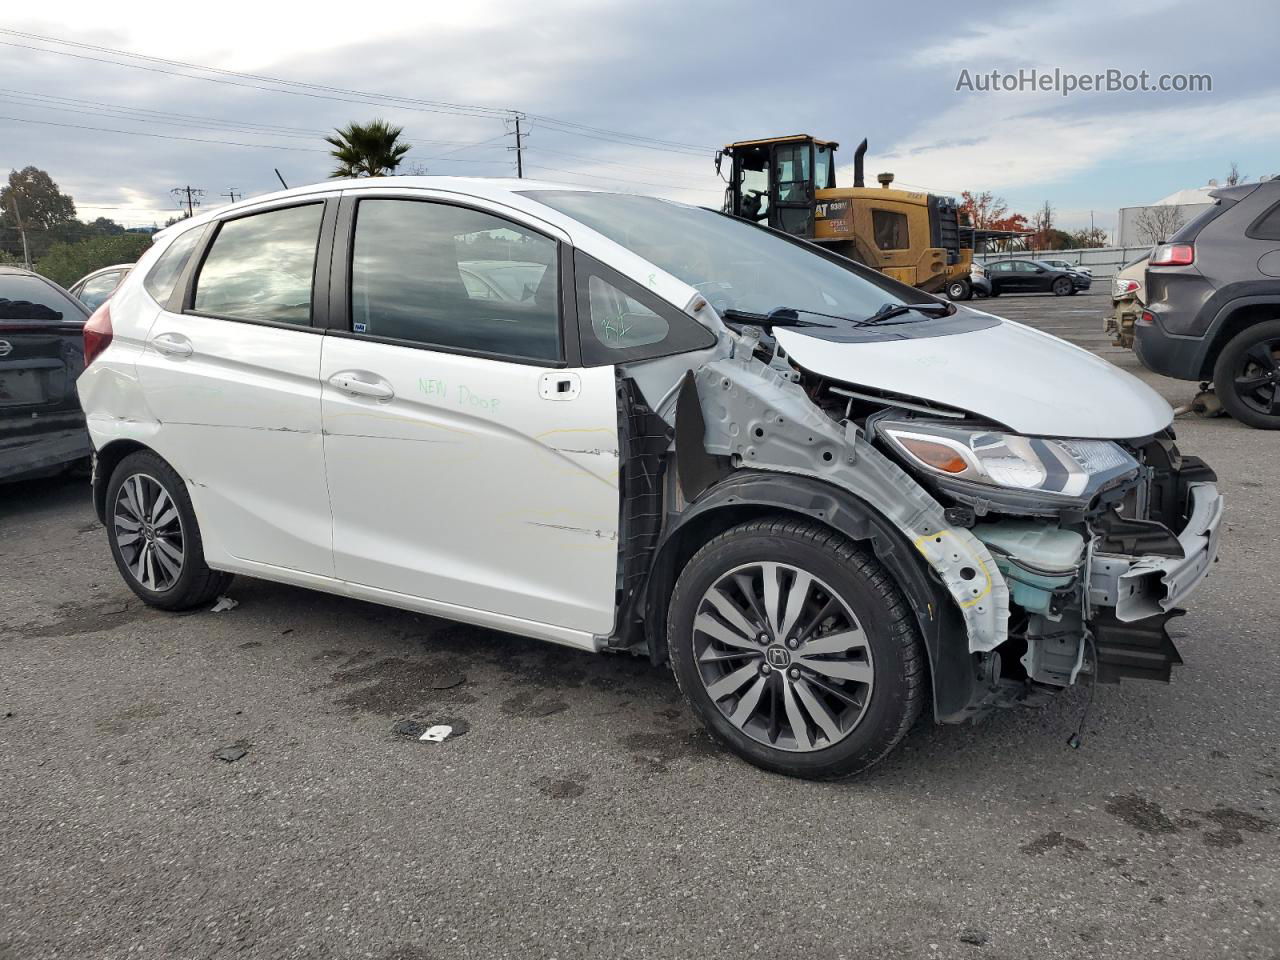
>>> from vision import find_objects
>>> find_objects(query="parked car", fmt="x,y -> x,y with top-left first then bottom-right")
945,261 -> 991,301
68,264 -> 133,312
0,267 -> 91,482
1041,258 -> 1092,277
985,259 -> 1089,296
1135,179 -> 1280,428
1104,250 -> 1152,348
78,179 -> 1223,780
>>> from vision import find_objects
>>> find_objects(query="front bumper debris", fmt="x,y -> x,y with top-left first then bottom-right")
1089,481 -> 1224,622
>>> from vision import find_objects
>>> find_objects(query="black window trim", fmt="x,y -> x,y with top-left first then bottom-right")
573,250 -> 717,367
328,193 -> 576,368
175,198 -> 335,334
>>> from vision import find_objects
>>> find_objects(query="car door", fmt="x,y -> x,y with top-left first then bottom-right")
320,193 -> 620,634
134,197 -> 337,577
73,270 -> 125,311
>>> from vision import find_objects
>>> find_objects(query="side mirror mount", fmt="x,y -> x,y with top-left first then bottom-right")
1035,266 -> 1046,273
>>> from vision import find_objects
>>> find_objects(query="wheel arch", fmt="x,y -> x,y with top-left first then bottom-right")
1200,297 -> 1280,380
643,470 -> 979,722
92,438 -> 151,524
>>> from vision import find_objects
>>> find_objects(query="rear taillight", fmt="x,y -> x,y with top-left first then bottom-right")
1150,243 -> 1195,266
83,302 -> 113,366
1138,310 -> 1155,327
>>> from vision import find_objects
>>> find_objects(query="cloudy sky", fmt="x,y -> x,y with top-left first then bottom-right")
2,0 -> 1276,236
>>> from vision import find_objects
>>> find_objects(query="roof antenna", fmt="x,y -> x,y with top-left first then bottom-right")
274,168 -> 289,190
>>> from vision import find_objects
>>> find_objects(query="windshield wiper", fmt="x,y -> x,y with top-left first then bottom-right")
863,301 -> 953,325
720,306 -> 837,328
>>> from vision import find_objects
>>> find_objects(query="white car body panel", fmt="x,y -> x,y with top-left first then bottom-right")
135,309 -> 334,576
775,315 -> 1174,439
320,336 -> 620,635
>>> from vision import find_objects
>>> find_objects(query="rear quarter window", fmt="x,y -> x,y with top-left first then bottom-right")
144,227 -> 204,305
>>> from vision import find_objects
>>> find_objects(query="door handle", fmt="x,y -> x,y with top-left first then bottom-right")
328,371 -> 395,401
151,332 -> 193,358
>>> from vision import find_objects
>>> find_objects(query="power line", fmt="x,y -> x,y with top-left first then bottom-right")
0,28 -> 717,156
0,86 -> 504,146
0,113 -> 329,152
523,162 -> 718,193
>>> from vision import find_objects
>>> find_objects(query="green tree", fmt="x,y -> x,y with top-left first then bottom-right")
0,166 -> 79,261
35,233 -> 153,288
326,120 -> 411,178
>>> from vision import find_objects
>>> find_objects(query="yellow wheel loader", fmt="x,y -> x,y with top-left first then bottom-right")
717,135 -> 978,299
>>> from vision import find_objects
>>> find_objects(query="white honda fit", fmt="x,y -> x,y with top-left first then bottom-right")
78,178 -> 1222,779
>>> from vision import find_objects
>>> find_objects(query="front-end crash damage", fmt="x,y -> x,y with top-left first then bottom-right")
614,314 -> 1224,724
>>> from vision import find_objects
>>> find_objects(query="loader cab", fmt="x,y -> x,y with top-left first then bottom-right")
719,135 -> 837,239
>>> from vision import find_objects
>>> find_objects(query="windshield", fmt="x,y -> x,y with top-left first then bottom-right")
525,190 -> 920,320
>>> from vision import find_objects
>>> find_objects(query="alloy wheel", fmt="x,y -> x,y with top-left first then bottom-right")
692,562 -> 874,752
1231,337 -> 1280,416
113,473 -> 185,592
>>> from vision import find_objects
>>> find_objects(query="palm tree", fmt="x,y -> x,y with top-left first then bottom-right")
326,120 -> 411,178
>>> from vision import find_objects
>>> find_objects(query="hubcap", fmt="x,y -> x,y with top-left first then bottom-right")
692,562 -> 874,753
113,473 -> 185,592
1232,338 -> 1280,416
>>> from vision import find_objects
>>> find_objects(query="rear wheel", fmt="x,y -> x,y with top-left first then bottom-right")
1213,320 -> 1280,429
1052,277 -> 1073,296
106,450 -> 232,609
946,278 -> 972,301
667,518 -> 925,780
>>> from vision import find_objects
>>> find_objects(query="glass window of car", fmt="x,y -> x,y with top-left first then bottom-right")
1247,200 -> 1280,241
526,191 -> 933,328
144,226 -> 203,305
872,210 -> 909,250
76,270 -> 123,311
350,199 -> 560,361
193,204 -> 323,325
0,273 -> 84,321
587,275 -> 668,349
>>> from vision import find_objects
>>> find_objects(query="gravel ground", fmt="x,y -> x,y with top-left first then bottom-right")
2,290 -> 1277,960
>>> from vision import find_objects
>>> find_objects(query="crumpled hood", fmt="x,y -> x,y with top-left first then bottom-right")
775,313 -> 1173,439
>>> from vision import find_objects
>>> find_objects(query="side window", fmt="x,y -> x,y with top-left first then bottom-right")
144,227 -> 202,305
1247,200 -> 1280,241
77,271 -> 123,311
193,204 -> 322,325
575,252 -> 717,366
588,275 -> 669,348
350,199 -> 560,361
872,210 -> 909,251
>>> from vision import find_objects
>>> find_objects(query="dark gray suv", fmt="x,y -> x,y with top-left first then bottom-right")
1135,179 -> 1280,428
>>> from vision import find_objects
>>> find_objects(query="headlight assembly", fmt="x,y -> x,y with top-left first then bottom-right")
879,421 -> 1140,511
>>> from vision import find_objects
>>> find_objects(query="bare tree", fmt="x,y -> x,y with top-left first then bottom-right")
1135,205 -> 1186,244
1225,162 -> 1246,186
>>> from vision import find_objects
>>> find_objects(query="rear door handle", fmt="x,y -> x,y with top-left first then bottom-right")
328,371 -> 395,401
151,332 -> 193,358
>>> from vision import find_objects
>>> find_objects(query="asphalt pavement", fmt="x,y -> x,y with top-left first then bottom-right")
1,289 -> 1277,960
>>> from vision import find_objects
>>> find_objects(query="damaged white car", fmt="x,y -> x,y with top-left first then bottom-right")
77,179 -> 1223,780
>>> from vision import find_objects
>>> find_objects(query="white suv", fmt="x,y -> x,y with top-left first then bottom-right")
78,178 -> 1223,780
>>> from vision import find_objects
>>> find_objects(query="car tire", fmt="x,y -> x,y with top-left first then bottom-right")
1068,286 -> 1079,296
666,517 -> 925,780
1052,277 -> 1073,296
105,450 -> 233,610
988,288 -> 1000,298
946,279 -> 972,301
1213,319 -> 1280,429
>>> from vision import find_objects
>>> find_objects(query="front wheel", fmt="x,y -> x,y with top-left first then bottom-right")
946,278 -> 972,301
1213,319 -> 1280,429
667,518 -> 925,780
106,450 -> 233,609
1052,277 -> 1073,296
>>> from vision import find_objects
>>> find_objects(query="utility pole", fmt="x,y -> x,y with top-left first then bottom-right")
9,193 -> 30,271
221,188 -> 242,204
513,113 -> 525,178
170,186 -> 205,219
